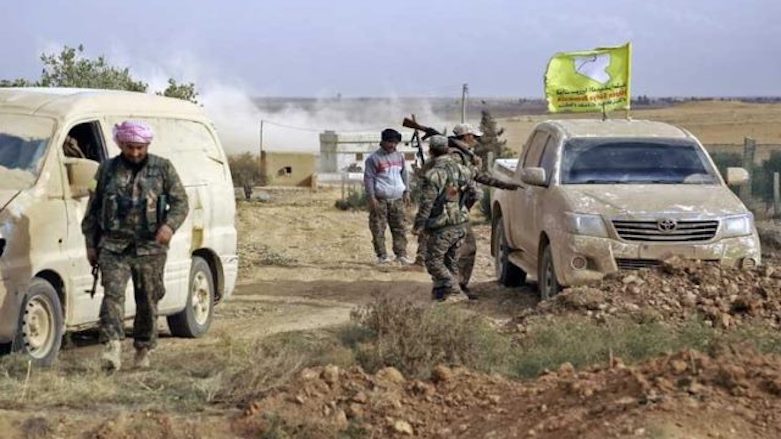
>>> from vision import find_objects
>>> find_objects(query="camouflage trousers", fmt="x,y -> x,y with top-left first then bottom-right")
415,230 -> 428,265
369,198 -> 408,258
424,225 -> 467,290
98,249 -> 167,350
458,224 -> 477,288
417,224 -> 475,287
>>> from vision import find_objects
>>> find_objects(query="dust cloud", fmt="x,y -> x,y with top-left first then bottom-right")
200,84 -> 447,154
121,48 -> 452,154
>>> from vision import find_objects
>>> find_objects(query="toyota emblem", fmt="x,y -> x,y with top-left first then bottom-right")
657,218 -> 677,232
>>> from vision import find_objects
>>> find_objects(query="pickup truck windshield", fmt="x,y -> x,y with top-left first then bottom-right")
0,114 -> 54,190
560,138 -> 719,185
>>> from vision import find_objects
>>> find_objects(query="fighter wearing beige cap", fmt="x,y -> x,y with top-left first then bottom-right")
447,123 -> 520,298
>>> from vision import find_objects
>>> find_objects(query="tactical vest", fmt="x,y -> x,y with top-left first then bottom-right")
425,160 -> 470,230
98,155 -> 168,240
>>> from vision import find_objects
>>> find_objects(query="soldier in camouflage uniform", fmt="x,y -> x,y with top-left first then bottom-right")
413,124 -> 520,297
448,123 -> 520,298
82,120 -> 189,371
413,136 -> 477,301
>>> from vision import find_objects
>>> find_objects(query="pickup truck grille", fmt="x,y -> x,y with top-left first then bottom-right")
612,219 -> 719,242
616,258 -> 720,270
615,258 -> 661,270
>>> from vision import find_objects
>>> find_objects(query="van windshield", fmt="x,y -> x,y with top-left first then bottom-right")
560,138 -> 720,185
0,114 -> 54,190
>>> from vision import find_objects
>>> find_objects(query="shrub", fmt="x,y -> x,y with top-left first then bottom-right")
335,187 -> 368,211
350,295 -> 512,378
228,153 -> 263,190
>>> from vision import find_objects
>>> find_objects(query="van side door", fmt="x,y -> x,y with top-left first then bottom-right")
60,120 -> 120,325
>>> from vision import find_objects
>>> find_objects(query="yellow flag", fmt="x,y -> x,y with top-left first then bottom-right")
544,43 -> 631,113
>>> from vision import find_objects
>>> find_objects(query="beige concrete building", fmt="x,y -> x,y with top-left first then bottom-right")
260,151 -> 317,187
318,130 -> 421,182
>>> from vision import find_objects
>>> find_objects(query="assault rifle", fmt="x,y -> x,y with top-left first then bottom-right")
86,264 -> 99,298
403,115 -> 426,167
402,117 -> 476,161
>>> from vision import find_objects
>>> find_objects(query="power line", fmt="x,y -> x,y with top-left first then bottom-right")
258,83 -> 470,133
261,119 -> 400,133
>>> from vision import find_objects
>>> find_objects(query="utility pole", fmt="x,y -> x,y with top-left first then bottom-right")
258,119 -> 265,185
259,119 -> 265,155
774,172 -> 780,217
461,83 -> 468,123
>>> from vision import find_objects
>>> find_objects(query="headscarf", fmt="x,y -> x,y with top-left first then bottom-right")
113,120 -> 154,145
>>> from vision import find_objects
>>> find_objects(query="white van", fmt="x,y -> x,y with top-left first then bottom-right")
0,88 -> 238,365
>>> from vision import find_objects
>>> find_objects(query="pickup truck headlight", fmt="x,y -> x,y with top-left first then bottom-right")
565,213 -> 608,238
721,214 -> 753,238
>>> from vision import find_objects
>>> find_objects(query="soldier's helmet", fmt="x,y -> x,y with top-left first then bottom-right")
453,123 -> 483,138
428,135 -> 449,155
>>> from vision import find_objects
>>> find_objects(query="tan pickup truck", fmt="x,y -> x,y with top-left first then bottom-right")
490,119 -> 761,299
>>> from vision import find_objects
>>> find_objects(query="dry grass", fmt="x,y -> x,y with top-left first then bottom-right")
2,295 -> 778,419
347,295 -> 781,381
0,330 -> 354,412
512,315 -> 781,378
500,101 -> 781,150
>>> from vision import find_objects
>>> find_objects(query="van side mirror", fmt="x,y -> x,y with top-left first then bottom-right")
521,167 -> 547,186
726,167 -> 749,186
65,158 -> 99,198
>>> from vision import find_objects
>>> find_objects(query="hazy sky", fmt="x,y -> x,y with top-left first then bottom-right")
1,0 -> 779,98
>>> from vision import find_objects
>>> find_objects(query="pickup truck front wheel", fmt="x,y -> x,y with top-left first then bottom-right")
493,218 -> 526,287
538,244 -> 561,300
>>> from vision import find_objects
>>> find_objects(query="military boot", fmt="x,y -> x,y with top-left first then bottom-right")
460,283 -> 478,301
101,340 -> 122,371
443,287 -> 468,303
134,347 -> 151,369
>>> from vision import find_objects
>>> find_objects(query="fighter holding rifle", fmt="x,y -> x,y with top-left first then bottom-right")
403,117 -> 520,299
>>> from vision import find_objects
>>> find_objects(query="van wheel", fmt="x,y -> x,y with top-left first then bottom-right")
14,279 -> 64,367
538,244 -> 561,300
168,257 -> 214,338
493,218 -> 526,287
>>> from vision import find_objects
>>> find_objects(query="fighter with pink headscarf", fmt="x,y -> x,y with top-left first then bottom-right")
113,120 -> 154,145
82,119 -> 189,371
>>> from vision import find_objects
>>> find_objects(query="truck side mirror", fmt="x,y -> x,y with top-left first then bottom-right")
65,158 -> 99,198
726,167 -> 749,186
521,167 -> 547,186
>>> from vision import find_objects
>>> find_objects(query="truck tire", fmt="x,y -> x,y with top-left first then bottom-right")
14,278 -> 64,367
493,218 -> 526,286
167,257 -> 215,338
538,244 -> 561,300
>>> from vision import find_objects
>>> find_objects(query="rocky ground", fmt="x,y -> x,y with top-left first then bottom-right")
237,347 -> 781,438
519,258 -> 781,331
